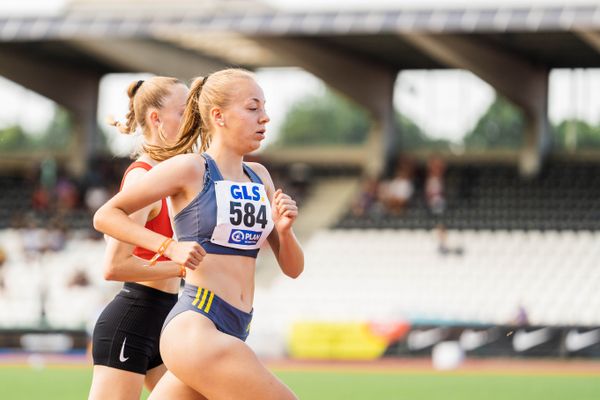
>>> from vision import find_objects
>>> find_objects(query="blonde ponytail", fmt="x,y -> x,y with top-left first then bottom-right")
108,80 -> 144,135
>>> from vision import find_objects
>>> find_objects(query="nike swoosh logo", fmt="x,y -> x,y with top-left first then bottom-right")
513,328 -> 551,352
119,337 -> 130,362
407,328 -> 443,351
459,329 -> 490,351
565,329 -> 600,352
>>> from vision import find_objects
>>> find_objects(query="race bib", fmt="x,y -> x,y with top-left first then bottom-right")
210,181 -> 274,250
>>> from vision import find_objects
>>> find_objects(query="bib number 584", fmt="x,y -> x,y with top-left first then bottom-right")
230,202 -> 268,229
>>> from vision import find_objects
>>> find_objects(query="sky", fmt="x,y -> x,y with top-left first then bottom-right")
1,0 -> 600,155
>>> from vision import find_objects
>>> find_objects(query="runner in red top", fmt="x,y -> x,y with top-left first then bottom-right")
88,76 -> 190,400
121,161 -> 173,261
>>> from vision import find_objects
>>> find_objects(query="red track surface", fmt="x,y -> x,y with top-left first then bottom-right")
3,353 -> 599,376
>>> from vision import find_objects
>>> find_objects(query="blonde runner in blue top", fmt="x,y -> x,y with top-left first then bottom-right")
94,68 -> 304,400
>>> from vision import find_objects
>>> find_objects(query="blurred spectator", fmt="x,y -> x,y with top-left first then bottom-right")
31,185 -> 51,211
85,186 -> 110,213
425,156 -> 446,215
381,159 -> 414,215
55,176 -> 79,210
0,245 -> 6,290
288,162 -> 311,203
21,218 -> 48,260
425,157 -> 446,215
351,176 -> 381,218
68,269 -> 91,288
39,156 -> 57,191
435,223 -> 464,256
47,217 -> 67,252
512,303 -> 530,326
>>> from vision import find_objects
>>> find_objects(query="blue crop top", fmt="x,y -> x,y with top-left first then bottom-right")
173,153 -> 274,258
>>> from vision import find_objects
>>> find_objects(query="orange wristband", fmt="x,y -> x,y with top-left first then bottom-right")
179,265 -> 186,278
147,237 -> 173,267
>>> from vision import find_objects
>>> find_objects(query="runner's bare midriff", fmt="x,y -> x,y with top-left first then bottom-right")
136,277 -> 181,294
184,253 -> 256,313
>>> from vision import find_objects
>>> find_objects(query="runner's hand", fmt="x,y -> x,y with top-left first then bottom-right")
272,189 -> 298,232
165,241 -> 205,270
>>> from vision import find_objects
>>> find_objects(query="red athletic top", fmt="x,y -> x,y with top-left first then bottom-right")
120,161 -> 173,261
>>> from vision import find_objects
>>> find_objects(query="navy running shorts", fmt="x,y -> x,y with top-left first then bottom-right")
163,284 -> 253,341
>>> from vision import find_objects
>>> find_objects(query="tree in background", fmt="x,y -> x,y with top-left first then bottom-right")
33,108 -> 73,150
463,95 -> 600,152
277,90 -> 600,152
552,119 -> 600,151
463,96 -> 524,150
276,90 -> 370,146
276,89 -> 448,150
0,107 -> 108,154
0,125 -> 29,151
0,106 -> 110,154
397,113 -> 451,151
0,107 -> 72,152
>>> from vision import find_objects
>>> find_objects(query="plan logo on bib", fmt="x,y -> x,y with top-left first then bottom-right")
229,229 -> 262,246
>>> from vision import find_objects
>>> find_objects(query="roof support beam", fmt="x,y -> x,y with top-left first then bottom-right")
0,45 -> 100,176
69,39 -> 228,81
402,33 -> 550,176
254,37 -> 397,175
575,31 -> 600,54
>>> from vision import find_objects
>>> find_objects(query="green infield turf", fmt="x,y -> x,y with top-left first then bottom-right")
0,366 -> 599,400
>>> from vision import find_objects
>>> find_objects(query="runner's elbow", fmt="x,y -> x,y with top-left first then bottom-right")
103,264 -> 119,281
103,258 -> 128,281
285,265 -> 304,279
92,207 -> 106,234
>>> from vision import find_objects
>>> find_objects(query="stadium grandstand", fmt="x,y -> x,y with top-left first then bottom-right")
2,0 -> 600,398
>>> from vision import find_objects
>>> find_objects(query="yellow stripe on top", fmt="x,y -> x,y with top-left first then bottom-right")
204,292 -> 215,313
192,288 -> 203,306
197,289 -> 210,310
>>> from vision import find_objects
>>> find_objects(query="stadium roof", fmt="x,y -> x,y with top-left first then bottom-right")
1,2 -> 600,71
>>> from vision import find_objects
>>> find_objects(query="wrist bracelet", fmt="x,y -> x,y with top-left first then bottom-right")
147,237 -> 174,267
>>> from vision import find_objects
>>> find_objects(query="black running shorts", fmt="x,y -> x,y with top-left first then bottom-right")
92,282 -> 178,374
